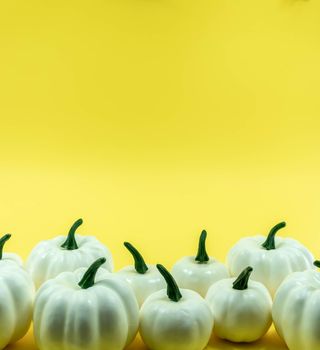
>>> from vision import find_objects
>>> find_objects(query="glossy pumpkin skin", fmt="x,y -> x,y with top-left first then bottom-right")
117,264 -> 166,307
117,242 -> 166,307
172,256 -> 228,297
33,266 -> 139,350
26,219 -> 113,289
206,273 -> 272,342
0,255 -> 35,349
140,288 -> 213,350
26,233 -> 113,288
273,269 -> 320,350
227,222 -> 314,297
140,264 -> 213,350
172,230 -> 229,297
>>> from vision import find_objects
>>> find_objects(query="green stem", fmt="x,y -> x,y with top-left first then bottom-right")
233,266 -> 253,290
78,257 -> 106,289
157,264 -> 182,302
195,230 -> 209,263
314,260 -> 320,268
0,234 -> 11,260
261,222 -> 286,250
61,218 -> 83,250
124,242 -> 148,274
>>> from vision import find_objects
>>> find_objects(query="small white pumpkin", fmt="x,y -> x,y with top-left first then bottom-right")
227,222 -> 314,296
172,230 -> 228,297
140,264 -> 213,350
206,266 -> 272,342
117,242 -> 165,307
0,234 -> 35,349
26,218 -> 113,288
33,257 -> 139,350
273,260 -> 320,350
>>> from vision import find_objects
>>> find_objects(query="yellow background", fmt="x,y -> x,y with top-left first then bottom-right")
1,0 -> 320,348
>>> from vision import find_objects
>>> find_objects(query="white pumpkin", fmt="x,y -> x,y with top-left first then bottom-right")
273,261 -> 320,350
172,230 -> 228,297
117,242 -> 165,307
140,264 -> 213,350
0,234 -> 35,349
33,257 -> 139,350
206,266 -> 272,342
227,222 -> 314,296
26,218 -> 113,288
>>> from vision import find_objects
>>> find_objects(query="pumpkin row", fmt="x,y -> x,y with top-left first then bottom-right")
0,219 -> 316,350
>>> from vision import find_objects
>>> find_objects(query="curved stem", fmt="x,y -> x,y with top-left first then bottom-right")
124,242 -> 148,274
0,234 -> 11,260
261,222 -> 286,250
61,218 -> 82,250
78,257 -> 106,289
157,264 -> 182,302
233,266 -> 253,290
314,260 -> 320,268
195,230 -> 209,263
